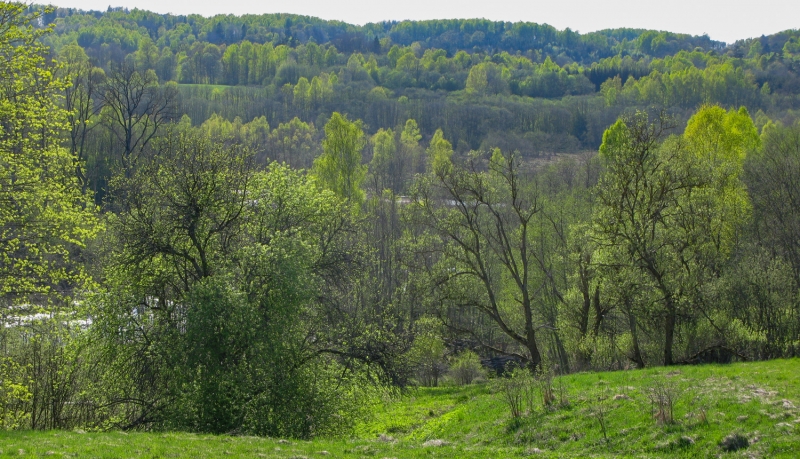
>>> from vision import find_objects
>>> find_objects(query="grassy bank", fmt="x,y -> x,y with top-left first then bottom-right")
2,359 -> 798,458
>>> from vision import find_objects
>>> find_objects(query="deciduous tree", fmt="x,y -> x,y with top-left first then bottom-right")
408,145 -> 568,371
592,107 -> 756,365
313,112 -> 367,208
0,3 -> 99,304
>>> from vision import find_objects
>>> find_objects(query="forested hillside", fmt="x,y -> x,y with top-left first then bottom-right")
0,2 -> 799,443
31,4 -> 800,201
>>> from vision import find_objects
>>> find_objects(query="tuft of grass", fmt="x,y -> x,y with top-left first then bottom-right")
1,358 -> 799,458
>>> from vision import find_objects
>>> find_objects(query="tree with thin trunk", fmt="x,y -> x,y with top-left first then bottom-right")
407,144 -> 568,371
592,107 -> 757,365
58,44 -> 105,192
313,112 -> 367,209
101,63 -> 176,171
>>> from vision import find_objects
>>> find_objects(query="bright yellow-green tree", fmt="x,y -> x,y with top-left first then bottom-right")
0,4 -> 99,305
313,112 -> 367,208
369,128 -> 395,194
592,106 -> 757,365
427,128 -> 453,177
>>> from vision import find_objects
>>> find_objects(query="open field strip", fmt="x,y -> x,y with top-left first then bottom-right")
2,359 -> 798,458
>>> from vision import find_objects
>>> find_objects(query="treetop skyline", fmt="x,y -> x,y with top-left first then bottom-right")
48,0 -> 800,45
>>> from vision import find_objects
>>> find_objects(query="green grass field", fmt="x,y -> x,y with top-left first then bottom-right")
2,359 -> 798,458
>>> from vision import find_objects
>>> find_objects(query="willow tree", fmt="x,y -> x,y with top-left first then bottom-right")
592,107 -> 758,365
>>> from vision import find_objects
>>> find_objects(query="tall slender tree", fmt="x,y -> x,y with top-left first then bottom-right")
313,112 -> 367,208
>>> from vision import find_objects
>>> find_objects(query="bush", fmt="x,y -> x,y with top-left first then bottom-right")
407,316 -> 448,387
646,375 -> 680,426
0,317 -> 95,431
535,364 -> 556,407
448,350 -> 484,385
494,367 -> 535,419
89,275 -> 374,438
0,357 -> 31,429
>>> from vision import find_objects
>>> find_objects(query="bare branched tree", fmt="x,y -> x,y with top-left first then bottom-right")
102,63 -> 176,170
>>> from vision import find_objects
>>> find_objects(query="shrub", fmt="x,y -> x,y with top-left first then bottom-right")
646,375 -> 680,425
0,317 -> 95,431
448,350 -> 484,385
494,367 -> 535,419
535,364 -> 556,407
0,357 -> 31,430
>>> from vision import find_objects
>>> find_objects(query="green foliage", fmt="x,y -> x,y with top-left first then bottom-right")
265,117 -> 320,168
746,122 -> 800,291
5,1 -> 800,442
407,316 -> 448,387
593,107 -> 758,365
426,129 -> 453,177
313,112 -> 367,208
0,318 -> 95,431
369,128 -> 395,193
0,3 -> 100,303
448,350 -> 484,385
34,6 -> 800,204
408,147 -> 571,371
89,127 -> 369,437
0,5 -> 101,434
401,118 -> 425,175
0,357 -> 31,430
172,276 -> 368,437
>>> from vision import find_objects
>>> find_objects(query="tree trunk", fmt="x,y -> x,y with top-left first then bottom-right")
664,300 -> 676,365
626,301 -> 645,368
526,330 -> 542,372
591,286 -> 603,337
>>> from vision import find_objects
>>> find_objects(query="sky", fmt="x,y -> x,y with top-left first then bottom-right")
51,0 -> 799,44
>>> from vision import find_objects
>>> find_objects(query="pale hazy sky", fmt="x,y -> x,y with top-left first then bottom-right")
51,0 -> 798,44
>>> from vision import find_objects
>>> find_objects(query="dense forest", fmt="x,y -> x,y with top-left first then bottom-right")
33,3 -> 800,201
1,2 -> 799,439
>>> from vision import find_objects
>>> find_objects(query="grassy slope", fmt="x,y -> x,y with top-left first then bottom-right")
1,359 -> 798,458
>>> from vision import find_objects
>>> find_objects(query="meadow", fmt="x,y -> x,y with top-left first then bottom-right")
2,359 -> 798,458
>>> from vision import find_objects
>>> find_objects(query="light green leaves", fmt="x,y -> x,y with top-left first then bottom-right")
684,105 -> 760,164
313,112 -> 367,209
427,129 -> 453,178
0,4 -> 100,304
592,106 -> 759,364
